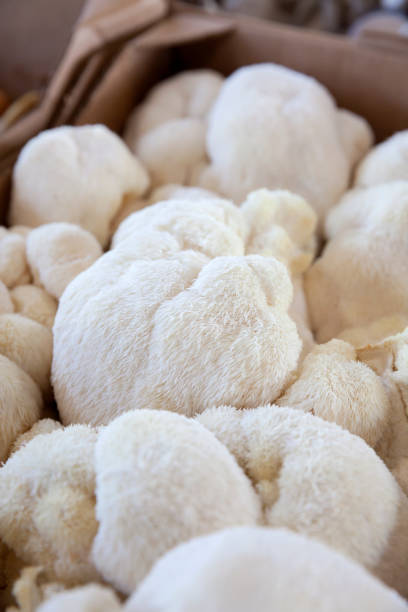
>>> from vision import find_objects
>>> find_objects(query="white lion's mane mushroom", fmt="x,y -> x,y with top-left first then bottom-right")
92,410 -> 261,594
354,130 -> 408,187
198,64 -> 372,223
109,184 -> 220,236
196,404 -> 408,596
26,223 -> 102,299
150,184 -> 219,205
0,280 -> 14,314
126,527 -> 408,612
277,339 -> 390,447
0,426 -> 99,586
337,108 -> 374,169
10,285 -> 57,329
9,125 -> 150,247
53,197 -> 301,426
111,195 -> 247,253
356,329 -> 408,475
0,354 -> 42,462
0,313 -> 52,398
0,227 -> 31,288
8,225 -> 31,238
288,277 -> 315,359
306,181 -> 408,342
124,70 -> 224,189
240,188 -> 317,357
10,418 -> 63,454
240,189 -> 317,276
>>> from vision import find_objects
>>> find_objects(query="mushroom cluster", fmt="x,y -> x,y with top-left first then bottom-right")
1,64 -> 408,612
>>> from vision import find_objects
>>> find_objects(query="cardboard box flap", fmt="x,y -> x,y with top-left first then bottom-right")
0,0 -> 168,160
75,42 -> 171,130
79,0 -> 169,48
133,11 -> 235,49
52,50 -> 113,127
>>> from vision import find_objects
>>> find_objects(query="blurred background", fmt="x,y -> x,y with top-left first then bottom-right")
0,0 -> 407,109
191,0 -> 408,33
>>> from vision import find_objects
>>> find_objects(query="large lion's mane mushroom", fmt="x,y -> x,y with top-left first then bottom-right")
9,125 -> 150,247
197,64 -> 372,224
53,196 -> 301,425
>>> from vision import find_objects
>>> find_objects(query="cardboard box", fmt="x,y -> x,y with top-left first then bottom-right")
0,0 -> 407,216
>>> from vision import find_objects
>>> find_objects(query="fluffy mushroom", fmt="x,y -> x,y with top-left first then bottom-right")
240,189 -> 317,276
150,184 -> 218,204
54,196 -> 301,425
0,426 -> 99,585
127,527 -> 408,612
8,225 -> 31,239
0,280 -> 13,314
240,188 -> 317,357
26,223 -> 102,299
92,410 -> 261,594
10,285 -> 57,329
337,108 -> 374,169
198,64 -> 372,222
276,339 -> 390,447
124,70 -> 223,189
9,125 -> 150,247
356,328 -> 408,473
306,181 -> 408,342
108,184 -> 218,237
10,418 -> 63,454
0,354 -> 42,462
2,566 -> 64,612
111,196 -> 247,254
53,251 -> 300,425
0,228 -> 31,288
288,277 -> 315,359
132,119 -> 206,188
196,404 -> 408,596
0,314 -> 52,397
354,130 -> 408,187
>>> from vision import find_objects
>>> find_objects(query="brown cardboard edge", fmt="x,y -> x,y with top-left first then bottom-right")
75,43 -> 171,132
133,11 -> 235,49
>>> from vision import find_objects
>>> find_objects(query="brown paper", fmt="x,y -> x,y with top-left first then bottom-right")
0,0 -> 169,160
